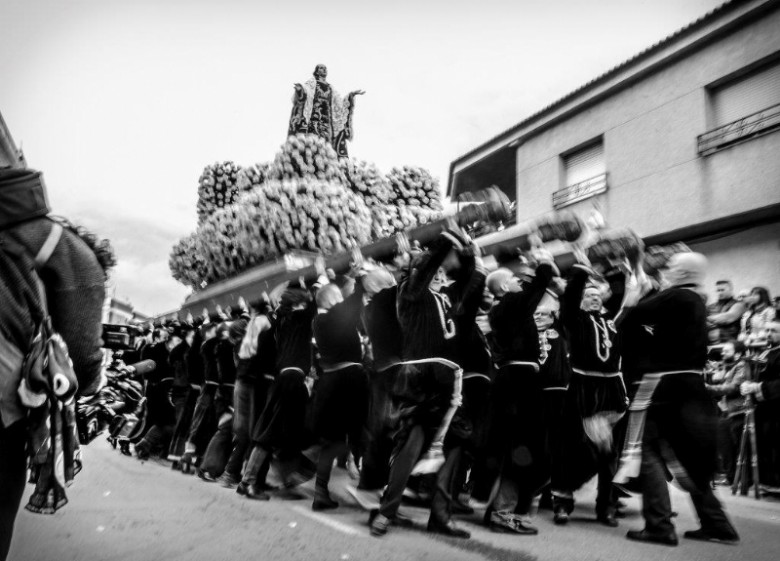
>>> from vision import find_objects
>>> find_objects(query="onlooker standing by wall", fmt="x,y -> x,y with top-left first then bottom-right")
707,280 -> 746,343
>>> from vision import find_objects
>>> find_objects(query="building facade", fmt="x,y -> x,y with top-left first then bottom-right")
449,0 -> 780,296
103,296 -> 150,325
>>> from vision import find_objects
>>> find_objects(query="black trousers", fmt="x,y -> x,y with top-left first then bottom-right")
358,365 -> 400,491
0,421 -> 27,561
641,417 -> 738,537
224,378 -> 269,479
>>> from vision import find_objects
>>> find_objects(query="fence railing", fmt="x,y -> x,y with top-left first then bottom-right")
698,103 -> 780,156
552,172 -> 608,209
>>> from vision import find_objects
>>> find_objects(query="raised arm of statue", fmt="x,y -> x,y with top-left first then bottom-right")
289,83 -> 309,136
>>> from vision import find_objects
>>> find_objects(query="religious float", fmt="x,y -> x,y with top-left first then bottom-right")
169,66 -> 685,318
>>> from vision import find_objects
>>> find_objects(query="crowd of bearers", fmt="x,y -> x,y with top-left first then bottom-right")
121,227 -> 745,547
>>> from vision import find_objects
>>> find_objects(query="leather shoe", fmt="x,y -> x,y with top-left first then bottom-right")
683,528 -> 739,545
369,511 -> 390,537
312,494 -> 339,511
428,519 -> 470,539
236,482 -> 270,501
626,529 -> 678,546
553,508 -> 569,526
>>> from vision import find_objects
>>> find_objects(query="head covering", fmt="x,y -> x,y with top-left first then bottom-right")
665,252 -> 707,288
228,318 -> 248,343
362,268 -> 396,296
280,287 -> 309,309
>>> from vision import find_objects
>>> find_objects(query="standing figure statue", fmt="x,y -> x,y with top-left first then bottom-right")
288,64 -> 364,157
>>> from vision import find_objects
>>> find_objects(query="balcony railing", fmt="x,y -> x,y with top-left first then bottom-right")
552,172 -> 608,209
698,103 -> 780,156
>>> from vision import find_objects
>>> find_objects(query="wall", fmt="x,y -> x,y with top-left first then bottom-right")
690,220 -> 780,301
514,6 -> 780,238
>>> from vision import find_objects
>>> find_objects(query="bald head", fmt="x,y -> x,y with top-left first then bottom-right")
665,252 -> 707,288
486,268 -> 520,297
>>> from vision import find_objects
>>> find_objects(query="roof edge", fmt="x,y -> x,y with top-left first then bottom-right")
448,0 -> 775,194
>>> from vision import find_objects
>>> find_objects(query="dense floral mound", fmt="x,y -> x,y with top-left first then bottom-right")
170,135 -> 441,289
386,165 -> 443,211
196,161 -> 242,226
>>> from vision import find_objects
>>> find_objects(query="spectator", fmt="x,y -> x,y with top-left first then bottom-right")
1,164 -> 111,560
706,340 -> 747,485
740,287 -> 775,347
740,321 -> 780,491
707,280 -> 746,343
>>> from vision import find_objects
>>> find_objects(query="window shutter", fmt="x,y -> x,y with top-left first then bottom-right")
713,62 -> 780,126
564,142 -> 605,187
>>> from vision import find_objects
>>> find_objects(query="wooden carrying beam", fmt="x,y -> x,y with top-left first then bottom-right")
179,187 -> 513,316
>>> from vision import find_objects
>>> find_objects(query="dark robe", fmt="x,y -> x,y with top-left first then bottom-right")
251,302 -> 316,452
619,286 -> 717,489
310,289 -> 367,442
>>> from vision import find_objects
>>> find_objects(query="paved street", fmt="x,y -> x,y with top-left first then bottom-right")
10,438 -> 780,561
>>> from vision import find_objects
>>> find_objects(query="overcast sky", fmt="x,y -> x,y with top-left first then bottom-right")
1,0 -> 724,314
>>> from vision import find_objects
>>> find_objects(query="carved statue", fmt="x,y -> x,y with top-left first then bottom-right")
288,64 -> 364,157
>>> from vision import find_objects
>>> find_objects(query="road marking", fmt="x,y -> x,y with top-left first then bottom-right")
289,505 -> 365,537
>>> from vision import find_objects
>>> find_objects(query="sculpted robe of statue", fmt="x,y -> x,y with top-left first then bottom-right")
288,64 -> 364,157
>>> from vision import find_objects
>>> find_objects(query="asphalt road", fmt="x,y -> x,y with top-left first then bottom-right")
10,438 -> 780,561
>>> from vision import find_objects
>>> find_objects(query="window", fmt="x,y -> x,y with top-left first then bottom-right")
563,141 -> 605,187
553,140 -> 608,209
712,62 -> 780,126
699,61 -> 780,155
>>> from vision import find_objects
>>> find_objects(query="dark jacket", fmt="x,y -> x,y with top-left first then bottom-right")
489,263 -> 554,365
561,264 -> 621,373
1,216 -> 105,426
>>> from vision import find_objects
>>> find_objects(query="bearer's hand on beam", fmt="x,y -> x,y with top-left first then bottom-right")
740,381 -> 761,396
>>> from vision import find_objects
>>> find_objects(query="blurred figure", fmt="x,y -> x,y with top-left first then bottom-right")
1,149 -> 110,559
135,328 -> 177,459
221,298 -> 275,487
619,253 -> 738,546
483,259 -> 556,536
740,321 -> 780,491
740,287 -> 775,346
705,340 -> 747,485
238,285 -> 316,501
309,282 -> 368,510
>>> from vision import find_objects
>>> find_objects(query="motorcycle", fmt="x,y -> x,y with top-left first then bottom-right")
76,359 -> 156,456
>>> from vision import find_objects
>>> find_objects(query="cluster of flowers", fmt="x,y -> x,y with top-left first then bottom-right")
170,134 -> 443,289
196,161 -> 243,226
236,162 -> 272,193
386,166 -> 443,211
168,232 -> 211,289
339,159 -> 393,208
268,134 -> 345,183
370,205 -> 441,239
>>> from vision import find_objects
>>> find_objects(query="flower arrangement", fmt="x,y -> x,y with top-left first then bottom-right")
386,165 -> 443,211
170,135 -> 442,289
196,161 -> 243,225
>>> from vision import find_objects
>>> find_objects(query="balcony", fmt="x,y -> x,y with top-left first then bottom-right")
698,103 -> 780,156
552,173 -> 608,209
